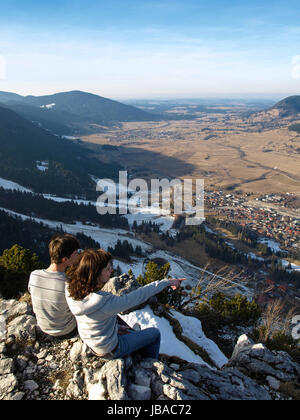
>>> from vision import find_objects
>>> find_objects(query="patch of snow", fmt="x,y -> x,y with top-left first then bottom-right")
203,224 -> 216,234
40,103 -> 56,109
91,174 -> 180,233
281,260 -> 300,272
125,212 -> 177,235
119,305 -> 211,366
42,194 -> 94,205
114,258 -> 145,279
0,177 -> 32,193
0,207 -> 152,254
0,175 -> 179,235
258,237 -> 282,253
169,309 -> 228,368
36,161 -> 49,172
247,252 -> 265,262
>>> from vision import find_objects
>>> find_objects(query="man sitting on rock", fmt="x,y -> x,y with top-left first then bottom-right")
28,234 -> 80,338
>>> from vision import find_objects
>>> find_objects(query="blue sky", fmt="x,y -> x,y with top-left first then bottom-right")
1,0 -> 300,99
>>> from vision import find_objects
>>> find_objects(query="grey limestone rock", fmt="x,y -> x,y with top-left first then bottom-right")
227,335 -> 300,383
1,296 -> 300,401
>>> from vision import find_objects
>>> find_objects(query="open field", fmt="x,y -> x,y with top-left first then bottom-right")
82,112 -> 300,198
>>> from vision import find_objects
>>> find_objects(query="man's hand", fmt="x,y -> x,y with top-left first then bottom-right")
168,278 -> 186,290
118,325 -> 132,335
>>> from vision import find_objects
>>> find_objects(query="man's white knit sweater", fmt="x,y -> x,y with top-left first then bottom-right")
65,279 -> 170,355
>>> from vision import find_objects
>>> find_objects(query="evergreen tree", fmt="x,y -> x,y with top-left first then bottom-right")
114,265 -> 122,276
138,261 -> 171,286
0,244 -> 43,298
196,292 -> 261,326
136,261 -> 182,308
0,244 -> 42,274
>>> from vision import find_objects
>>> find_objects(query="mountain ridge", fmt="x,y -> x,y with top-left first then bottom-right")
270,95 -> 300,117
0,105 -> 122,196
0,90 -> 159,135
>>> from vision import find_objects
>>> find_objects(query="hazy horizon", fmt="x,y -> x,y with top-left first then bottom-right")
0,88 -> 290,104
1,1 -> 300,99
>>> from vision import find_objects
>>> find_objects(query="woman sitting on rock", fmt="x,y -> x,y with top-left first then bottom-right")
66,248 -> 184,360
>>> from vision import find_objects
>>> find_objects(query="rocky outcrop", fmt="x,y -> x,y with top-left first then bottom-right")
225,335 -> 300,393
101,273 -> 158,313
1,295 -> 300,400
102,273 -> 140,296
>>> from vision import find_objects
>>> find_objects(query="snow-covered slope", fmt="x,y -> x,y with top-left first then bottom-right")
0,177 -> 32,193
120,305 -> 228,368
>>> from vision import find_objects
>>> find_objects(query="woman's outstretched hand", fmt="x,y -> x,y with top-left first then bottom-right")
118,325 -> 132,335
168,278 -> 186,290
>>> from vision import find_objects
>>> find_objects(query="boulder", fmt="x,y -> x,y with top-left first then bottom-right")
100,359 -> 129,400
102,274 -> 156,313
7,315 -> 37,343
226,334 -> 300,383
0,374 -> 18,398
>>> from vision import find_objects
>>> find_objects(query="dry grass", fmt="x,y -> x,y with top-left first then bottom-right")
183,265 -> 247,308
19,292 -> 32,305
280,382 -> 300,400
82,116 -> 300,197
48,369 -> 73,393
259,299 -> 297,343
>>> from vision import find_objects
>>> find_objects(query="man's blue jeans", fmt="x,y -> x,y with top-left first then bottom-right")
112,327 -> 161,360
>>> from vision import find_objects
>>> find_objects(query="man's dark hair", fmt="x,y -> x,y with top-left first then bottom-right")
49,234 -> 80,264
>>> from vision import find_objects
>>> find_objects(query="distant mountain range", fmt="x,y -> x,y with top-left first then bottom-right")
2,90 -> 299,136
0,105 -> 123,196
1,92 -> 299,197
0,90 -> 158,135
247,95 -> 300,124
270,95 -> 300,117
